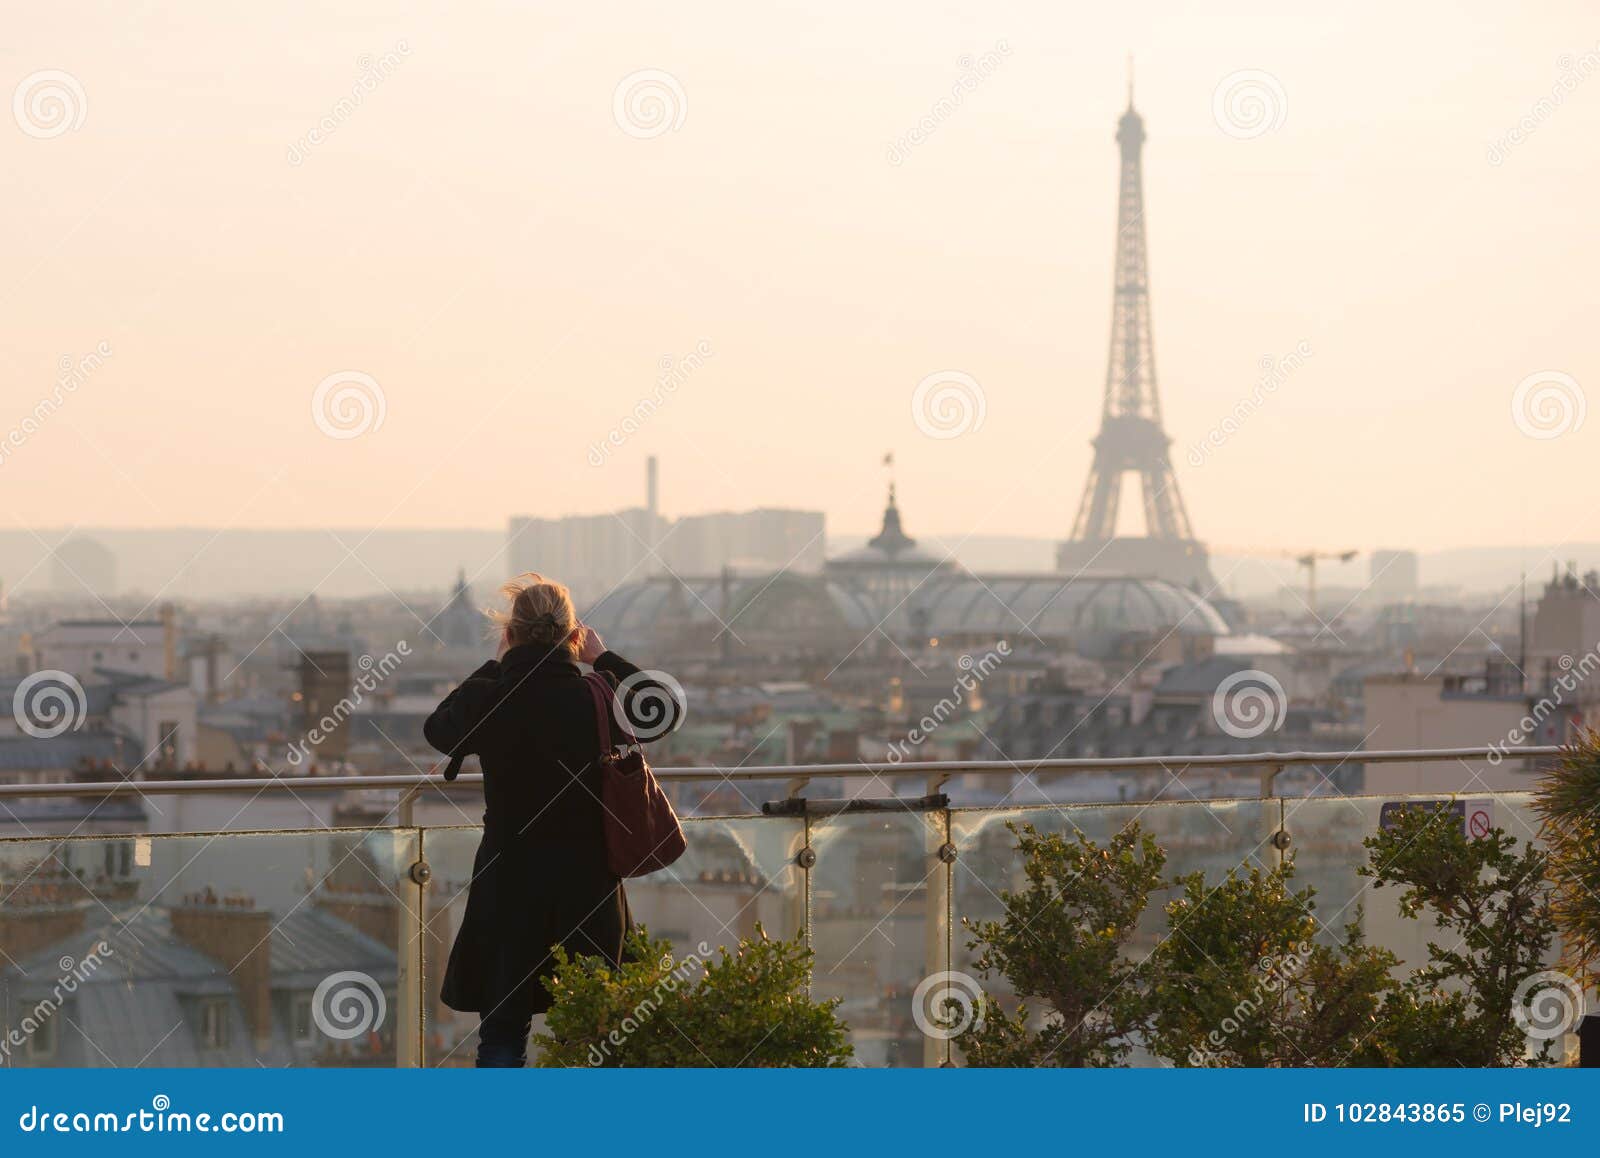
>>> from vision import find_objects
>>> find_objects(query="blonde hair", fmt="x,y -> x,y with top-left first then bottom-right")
491,572 -> 580,657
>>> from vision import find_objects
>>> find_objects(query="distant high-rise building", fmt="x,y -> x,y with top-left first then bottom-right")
661,509 -> 825,576
1058,88 -> 1214,590
506,508 -> 666,606
509,457 -> 823,602
507,507 -> 824,604
1368,549 -> 1420,602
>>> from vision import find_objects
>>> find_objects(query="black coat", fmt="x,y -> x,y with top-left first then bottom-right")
422,644 -> 679,1018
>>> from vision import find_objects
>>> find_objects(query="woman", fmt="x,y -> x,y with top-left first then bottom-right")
423,572 -> 682,1067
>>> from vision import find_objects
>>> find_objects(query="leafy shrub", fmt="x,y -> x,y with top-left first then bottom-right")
532,926 -> 853,1068
1358,802 -> 1557,1066
1148,863 -> 1396,1067
962,802 -> 1560,1068
962,821 -> 1166,1066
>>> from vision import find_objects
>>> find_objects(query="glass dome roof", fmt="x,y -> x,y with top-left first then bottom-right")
910,574 -> 1229,641
583,574 -> 879,643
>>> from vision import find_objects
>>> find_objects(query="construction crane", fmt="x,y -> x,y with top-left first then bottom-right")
1293,550 -> 1358,614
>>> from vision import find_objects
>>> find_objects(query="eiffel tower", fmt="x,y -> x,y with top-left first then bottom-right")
1057,87 -> 1214,590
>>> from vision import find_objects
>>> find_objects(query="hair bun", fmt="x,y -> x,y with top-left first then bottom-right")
492,572 -> 580,656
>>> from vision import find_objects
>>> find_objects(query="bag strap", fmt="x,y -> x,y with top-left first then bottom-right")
582,672 -> 616,754
583,670 -> 642,750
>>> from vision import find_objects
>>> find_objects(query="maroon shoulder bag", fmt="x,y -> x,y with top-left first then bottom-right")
582,671 -> 687,878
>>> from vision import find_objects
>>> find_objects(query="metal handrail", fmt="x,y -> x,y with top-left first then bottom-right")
0,745 -> 1562,800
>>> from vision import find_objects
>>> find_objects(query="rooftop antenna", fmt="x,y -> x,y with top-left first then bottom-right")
1126,53 -> 1135,106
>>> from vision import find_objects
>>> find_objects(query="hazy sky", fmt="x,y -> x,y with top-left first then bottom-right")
3,2 -> 1596,558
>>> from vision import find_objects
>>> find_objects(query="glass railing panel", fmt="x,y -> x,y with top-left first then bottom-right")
415,826 -> 481,1068
420,815 -> 806,1067
952,798 -> 1276,964
948,798 -> 1274,1064
807,808 -> 948,1068
0,827 -> 417,1068
1281,790 -> 1552,969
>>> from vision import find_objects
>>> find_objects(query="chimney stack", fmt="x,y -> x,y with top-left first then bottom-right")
169,889 -> 273,1048
0,907 -> 88,964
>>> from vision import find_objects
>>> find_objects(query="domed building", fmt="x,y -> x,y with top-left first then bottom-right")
821,484 -> 962,645
824,484 -> 963,606
582,569 -> 880,662
903,572 -> 1227,660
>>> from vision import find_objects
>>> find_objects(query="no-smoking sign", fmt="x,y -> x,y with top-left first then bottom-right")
1378,797 -> 1495,839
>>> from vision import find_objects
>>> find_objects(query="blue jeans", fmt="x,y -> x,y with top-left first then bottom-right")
476,1007 -> 533,1068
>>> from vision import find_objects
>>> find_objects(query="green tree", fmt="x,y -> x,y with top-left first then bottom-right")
1357,802 -> 1556,1066
533,926 -> 853,1068
961,821 -> 1166,1066
1147,861 -> 1396,1067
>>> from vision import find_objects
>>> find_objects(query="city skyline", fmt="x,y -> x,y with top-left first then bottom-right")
7,2 -> 1600,1089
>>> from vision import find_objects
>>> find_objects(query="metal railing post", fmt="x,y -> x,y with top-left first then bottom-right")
923,773 -> 953,1068
1258,761 -> 1284,799
394,797 -> 427,1069
793,811 -> 814,949
1259,763 -> 1290,868
397,785 -> 419,829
